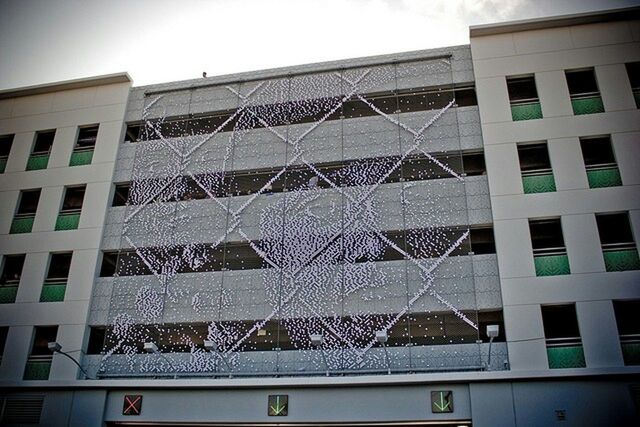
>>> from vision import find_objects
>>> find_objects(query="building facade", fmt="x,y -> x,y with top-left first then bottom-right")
0,7 -> 638,427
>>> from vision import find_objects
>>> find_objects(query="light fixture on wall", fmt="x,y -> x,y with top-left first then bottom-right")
310,334 -> 329,376
204,340 -> 233,378
144,342 -> 177,379
47,342 -> 94,380
375,330 -> 392,375
485,325 -> 500,370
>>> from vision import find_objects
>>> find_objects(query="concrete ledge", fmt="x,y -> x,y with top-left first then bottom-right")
0,73 -> 132,100
470,6 -> 640,37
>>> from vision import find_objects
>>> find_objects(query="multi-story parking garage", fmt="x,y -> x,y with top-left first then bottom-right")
0,7 -> 639,426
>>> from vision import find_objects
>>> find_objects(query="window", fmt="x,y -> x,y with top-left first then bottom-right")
517,143 -> 556,193
70,125 -> 98,166
565,69 -> 604,115
0,134 -> 14,173
10,189 -> 40,234
27,130 -> 55,170
55,186 -> 85,231
0,326 -> 8,362
112,183 -> 130,206
24,326 -> 57,380
507,75 -> 542,120
124,123 -> 142,143
580,136 -> 621,188
614,300 -> 640,365
595,212 -> 639,272
99,252 -> 119,277
541,304 -> 585,369
0,254 -> 25,304
87,326 -> 106,355
626,62 -> 640,108
41,253 -> 72,302
469,227 -> 496,254
529,218 -> 570,276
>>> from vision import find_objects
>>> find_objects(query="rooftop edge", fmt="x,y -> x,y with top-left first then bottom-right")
469,6 -> 640,37
0,72 -> 132,100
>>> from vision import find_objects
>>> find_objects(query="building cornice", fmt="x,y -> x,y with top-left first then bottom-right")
0,72 -> 132,100
469,6 -> 640,37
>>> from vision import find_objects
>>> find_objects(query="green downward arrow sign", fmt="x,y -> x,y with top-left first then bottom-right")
433,392 -> 450,411
268,395 -> 288,416
431,390 -> 453,413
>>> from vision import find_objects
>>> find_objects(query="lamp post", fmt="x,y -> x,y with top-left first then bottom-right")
47,342 -> 94,380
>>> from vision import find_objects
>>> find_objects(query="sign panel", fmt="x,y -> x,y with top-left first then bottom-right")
431,390 -> 453,413
268,394 -> 288,416
123,395 -> 143,416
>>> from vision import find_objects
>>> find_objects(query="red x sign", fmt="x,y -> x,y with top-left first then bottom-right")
123,395 -> 142,415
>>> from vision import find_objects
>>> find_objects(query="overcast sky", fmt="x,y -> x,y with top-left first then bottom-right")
0,0 -> 638,90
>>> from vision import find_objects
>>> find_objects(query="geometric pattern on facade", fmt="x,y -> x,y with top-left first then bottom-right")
99,59 -> 488,375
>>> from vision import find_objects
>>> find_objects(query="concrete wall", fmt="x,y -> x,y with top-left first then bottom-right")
471,18 -> 640,371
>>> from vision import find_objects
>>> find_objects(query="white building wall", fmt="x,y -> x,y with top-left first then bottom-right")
0,78 -> 130,381
471,18 -> 640,371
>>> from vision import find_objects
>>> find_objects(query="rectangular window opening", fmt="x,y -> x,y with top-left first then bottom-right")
614,300 -> 640,365
566,69 -> 604,115
542,304 -> 585,369
596,212 -> 639,271
112,183 -> 131,207
626,62 -> 640,108
518,143 -> 555,194
580,136 -> 621,188
76,125 -> 98,149
46,253 -> 72,281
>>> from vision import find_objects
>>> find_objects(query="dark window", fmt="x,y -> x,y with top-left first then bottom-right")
627,62 -> 640,108
32,130 -> 55,154
627,62 -> 640,90
454,87 -> 478,107
518,143 -> 551,172
507,76 -> 539,103
86,327 -> 106,354
46,253 -> 72,280
30,326 -> 58,355
542,305 -> 580,339
0,134 -> 14,157
112,183 -> 130,207
99,252 -> 119,277
470,227 -> 496,254
1,254 -> 25,285
76,125 -> 98,149
16,190 -> 41,215
614,300 -> 640,336
61,186 -> 86,212
566,69 -> 599,96
124,123 -> 141,143
529,218 -> 565,251
596,212 -> 635,246
0,326 -> 8,358
462,152 -> 486,176
580,136 -> 616,167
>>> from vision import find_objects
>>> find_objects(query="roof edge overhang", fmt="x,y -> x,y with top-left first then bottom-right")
0,72 -> 132,100
469,6 -> 640,37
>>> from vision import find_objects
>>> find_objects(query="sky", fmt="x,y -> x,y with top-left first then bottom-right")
0,0 -> 638,90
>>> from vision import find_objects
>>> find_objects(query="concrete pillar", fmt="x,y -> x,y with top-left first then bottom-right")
536,70 -> 573,118
596,64 -> 636,112
577,300 -> 624,367
504,304 -> 548,370
563,214 -> 606,274
48,126 -> 76,169
5,132 -> 33,173
548,137 -> 588,191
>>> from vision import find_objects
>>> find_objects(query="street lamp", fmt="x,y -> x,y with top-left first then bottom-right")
204,340 -> 233,378
310,334 -> 329,376
47,342 -> 94,380
375,330 -> 391,375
